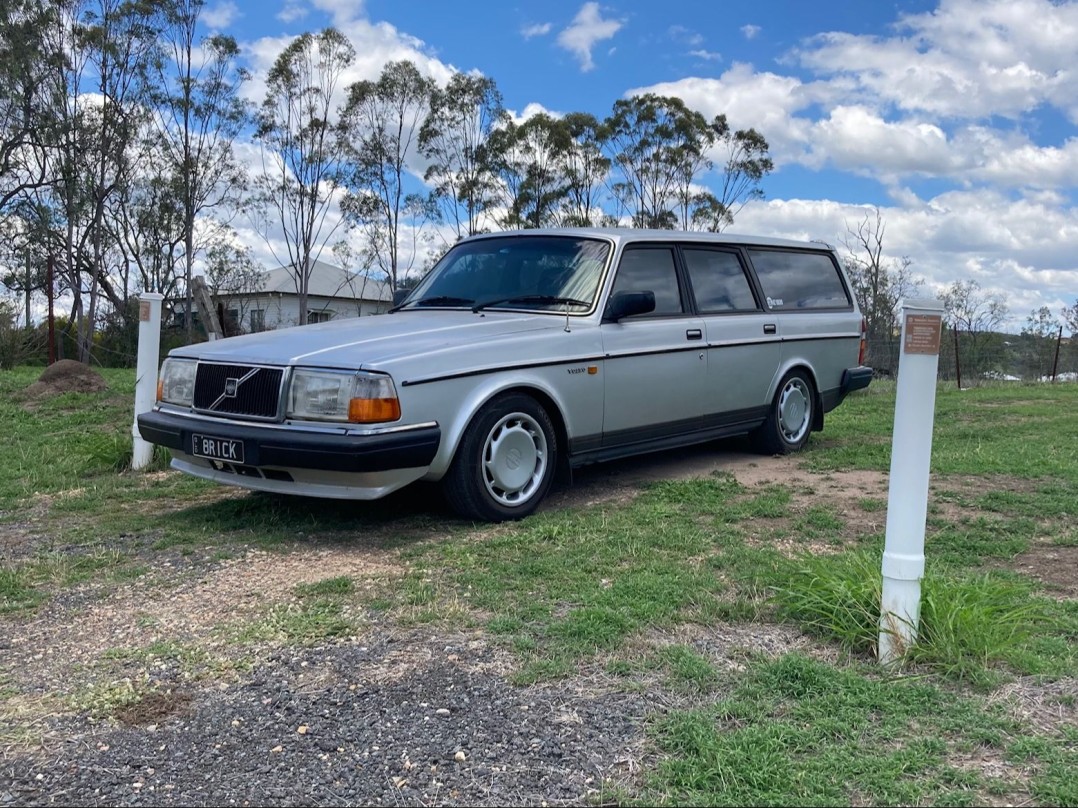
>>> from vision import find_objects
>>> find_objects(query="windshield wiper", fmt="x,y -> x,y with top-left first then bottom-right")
389,295 -> 475,313
471,295 -> 591,313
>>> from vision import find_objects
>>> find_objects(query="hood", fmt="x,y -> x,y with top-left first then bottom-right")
172,310 -> 571,369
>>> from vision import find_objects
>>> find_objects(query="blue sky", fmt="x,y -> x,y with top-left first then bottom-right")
204,0 -> 1078,329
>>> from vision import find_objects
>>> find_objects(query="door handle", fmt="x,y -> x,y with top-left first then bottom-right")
686,329 -> 703,340
763,324 -> 776,335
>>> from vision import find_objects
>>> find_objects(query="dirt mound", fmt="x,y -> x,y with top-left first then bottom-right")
24,359 -> 110,398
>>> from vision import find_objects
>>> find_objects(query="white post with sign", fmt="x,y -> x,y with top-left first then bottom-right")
879,298 -> 945,666
131,292 -> 164,471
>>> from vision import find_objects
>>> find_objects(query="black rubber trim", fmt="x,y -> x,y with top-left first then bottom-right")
138,410 -> 440,473
402,334 -> 859,388
568,407 -> 767,467
841,366 -> 874,394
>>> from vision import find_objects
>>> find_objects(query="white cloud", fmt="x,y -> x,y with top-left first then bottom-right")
556,2 -> 625,72
277,0 -> 308,24
202,1 -> 240,29
805,106 -> 957,178
668,25 -> 704,47
797,0 -> 1078,122
741,24 -> 761,40
521,22 -> 552,39
689,49 -> 722,61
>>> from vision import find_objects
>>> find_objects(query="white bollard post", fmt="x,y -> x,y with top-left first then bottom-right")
131,293 -> 164,471
879,298 -> 945,666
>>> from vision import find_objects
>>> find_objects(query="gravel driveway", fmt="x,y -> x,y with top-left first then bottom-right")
3,626 -> 651,807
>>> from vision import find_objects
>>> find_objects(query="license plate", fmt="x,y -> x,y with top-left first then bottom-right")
191,434 -> 245,464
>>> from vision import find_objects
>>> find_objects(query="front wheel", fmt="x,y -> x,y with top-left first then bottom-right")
443,394 -> 558,521
751,370 -> 815,455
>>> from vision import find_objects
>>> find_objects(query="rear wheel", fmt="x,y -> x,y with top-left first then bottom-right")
752,370 -> 815,455
443,393 -> 558,521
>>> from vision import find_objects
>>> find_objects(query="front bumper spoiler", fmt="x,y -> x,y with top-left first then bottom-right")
137,410 -> 441,474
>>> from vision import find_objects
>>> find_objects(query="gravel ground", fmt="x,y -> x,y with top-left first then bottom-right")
1,631 -> 652,807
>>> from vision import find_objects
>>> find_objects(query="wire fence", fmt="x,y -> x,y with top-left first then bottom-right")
864,331 -> 1077,385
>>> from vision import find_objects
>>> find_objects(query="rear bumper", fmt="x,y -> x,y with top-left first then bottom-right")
821,366 -> 873,413
137,410 -> 441,474
841,366 -> 874,396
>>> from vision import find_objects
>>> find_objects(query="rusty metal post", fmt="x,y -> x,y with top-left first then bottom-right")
1051,325 -> 1063,382
953,326 -> 962,390
47,255 -> 56,366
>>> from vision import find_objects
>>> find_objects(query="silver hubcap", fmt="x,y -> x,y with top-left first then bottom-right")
482,411 -> 548,507
778,377 -> 811,444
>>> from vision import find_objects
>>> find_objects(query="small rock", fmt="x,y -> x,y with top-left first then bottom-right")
454,751 -> 467,762
298,725 -> 309,735
435,708 -> 450,717
271,745 -> 283,754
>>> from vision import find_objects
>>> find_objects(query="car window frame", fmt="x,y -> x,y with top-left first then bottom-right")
606,242 -> 693,320
676,244 -> 762,316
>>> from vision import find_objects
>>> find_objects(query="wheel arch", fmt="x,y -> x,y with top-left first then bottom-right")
432,380 -> 571,479
768,361 -> 824,432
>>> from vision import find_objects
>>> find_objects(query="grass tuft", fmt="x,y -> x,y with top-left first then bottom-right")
770,550 -> 1057,684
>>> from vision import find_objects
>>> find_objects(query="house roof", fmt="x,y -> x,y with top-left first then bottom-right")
256,260 -> 392,302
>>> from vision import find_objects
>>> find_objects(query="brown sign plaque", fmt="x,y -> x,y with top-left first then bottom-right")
904,313 -> 942,355
139,300 -> 151,323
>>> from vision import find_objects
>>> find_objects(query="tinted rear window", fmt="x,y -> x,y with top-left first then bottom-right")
683,249 -> 758,313
748,250 -> 850,310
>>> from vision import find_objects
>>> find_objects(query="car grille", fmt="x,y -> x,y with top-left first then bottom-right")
193,363 -> 284,420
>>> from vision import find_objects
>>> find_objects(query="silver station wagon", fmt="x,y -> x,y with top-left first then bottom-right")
139,229 -> 872,521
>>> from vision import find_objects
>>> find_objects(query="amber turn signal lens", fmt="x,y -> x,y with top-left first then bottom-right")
156,379 -> 164,401
348,397 -> 401,423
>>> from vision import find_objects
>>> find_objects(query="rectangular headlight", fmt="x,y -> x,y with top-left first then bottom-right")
288,369 -> 401,423
158,358 -> 197,406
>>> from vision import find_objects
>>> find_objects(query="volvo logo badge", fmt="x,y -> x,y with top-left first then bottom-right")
224,378 -> 239,398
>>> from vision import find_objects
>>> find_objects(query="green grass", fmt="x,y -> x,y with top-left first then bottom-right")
769,549 -> 1071,685
643,653 -> 1023,806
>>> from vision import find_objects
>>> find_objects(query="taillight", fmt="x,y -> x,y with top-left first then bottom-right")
858,316 -> 867,365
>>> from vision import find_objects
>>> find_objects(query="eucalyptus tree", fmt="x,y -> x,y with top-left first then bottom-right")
560,112 -> 609,227
604,94 -> 695,228
338,60 -> 434,292
0,0 -> 57,213
151,0 -> 249,336
842,207 -> 922,371
604,94 -> 772,231
29,0 -> 161,362
254,27 -> 354,325
939,279 -> 1009,378
419,72 -> 504,241
489,112 -> 572,230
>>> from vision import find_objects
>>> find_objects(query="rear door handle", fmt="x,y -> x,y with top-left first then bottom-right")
686,329 -> 703,340
763,324 -> 776,335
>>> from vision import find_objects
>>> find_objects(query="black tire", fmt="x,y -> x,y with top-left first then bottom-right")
443,393 -> 558,522
751,370 -> 816,455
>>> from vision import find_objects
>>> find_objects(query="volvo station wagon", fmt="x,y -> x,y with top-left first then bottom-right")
139,228 -> 872,521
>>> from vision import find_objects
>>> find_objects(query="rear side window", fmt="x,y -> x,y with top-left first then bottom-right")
611,247 -> 684,316
683,249 -> 758,313
749,249 -> 850,310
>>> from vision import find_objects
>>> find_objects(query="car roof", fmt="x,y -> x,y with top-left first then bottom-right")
462,227 -> 836,252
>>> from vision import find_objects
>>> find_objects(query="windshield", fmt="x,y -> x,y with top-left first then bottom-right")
398,235 -> 610,313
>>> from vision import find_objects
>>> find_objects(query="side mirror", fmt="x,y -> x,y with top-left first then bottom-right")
391,288 -> 412,306
604,290 -> 656,322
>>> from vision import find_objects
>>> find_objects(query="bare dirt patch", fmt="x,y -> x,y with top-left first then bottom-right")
997,543 -> 1078,599
114,689 -> 194,727
0,545 -> 406,704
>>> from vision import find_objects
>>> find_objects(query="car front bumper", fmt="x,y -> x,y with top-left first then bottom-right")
138,409 -> 441,499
